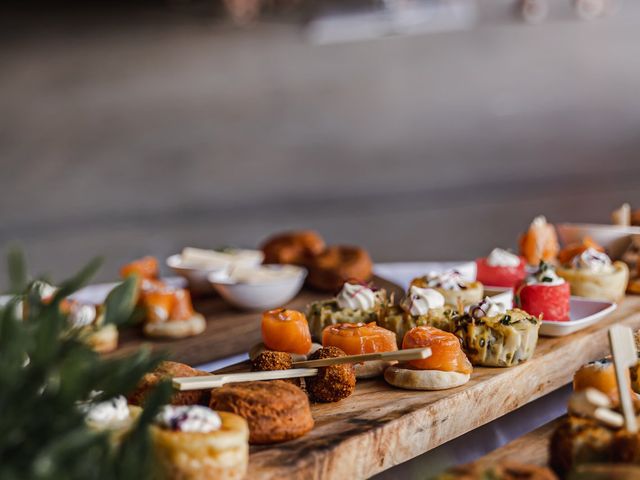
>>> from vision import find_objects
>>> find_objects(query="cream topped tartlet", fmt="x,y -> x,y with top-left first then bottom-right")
151,405 -> 249,480
410,270 -> 483,307
78,392 -> 142,445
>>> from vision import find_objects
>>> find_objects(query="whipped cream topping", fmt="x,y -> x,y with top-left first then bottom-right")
486,248 -> 521,268
32,281 -> 57,301
571,248 -> 614,273
336,282 -> 377,310
79,394 -> 130,426
467,296 -> 508,319
68,303 -> 97,328
527,262 -> 565,286
401,286 -> 445,316
155,405 -> 222,433
531,215 -> 548,228
424,270 -> 467,291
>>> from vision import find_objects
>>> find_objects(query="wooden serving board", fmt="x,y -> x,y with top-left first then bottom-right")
110,276 -> 404,365
215,296 -> 640,480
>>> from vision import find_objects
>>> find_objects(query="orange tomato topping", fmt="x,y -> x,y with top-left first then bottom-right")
261,308 -> 312,355
120,256 -> 159,280
557,236 -> 604,265
322,322 -> 397,355
402,326 -> 472,374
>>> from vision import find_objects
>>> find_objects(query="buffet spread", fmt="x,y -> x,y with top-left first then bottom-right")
4,203 -> 640,480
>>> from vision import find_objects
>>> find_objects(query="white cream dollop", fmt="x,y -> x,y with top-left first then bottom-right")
68,303 -> 97,328
527,262 -> 565,286
531,215 -> 548,228
425,270 -> 467,291
32,281 -> 58,301
155,405 -> 222,433
80,395 -> 130,426
571,248 -> 614,273
467,296 -> 508,319
486,248 -> 521,268
336,282 -> 377,310
401,286 -> 445,316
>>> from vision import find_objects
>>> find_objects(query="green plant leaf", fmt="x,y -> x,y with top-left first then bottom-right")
103,275 -> 139,326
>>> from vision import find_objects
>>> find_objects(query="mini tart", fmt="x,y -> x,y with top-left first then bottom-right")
82,323 -> 118,354
86,405 -> 142,446
151,411 -> 249,480
306,289 -> 389,341
453,308 -> 540,367
209,380 -> 314,444
384,364 -> 470,390
128,361 -> 210,407
557,261 -> 629,303
409,277 -> 483,307
143,313 -> 206,339
379,305 -> 457,348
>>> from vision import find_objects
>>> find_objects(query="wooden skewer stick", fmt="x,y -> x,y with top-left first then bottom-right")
292,347 -> 432,368
608,325 -> 638,433
173,368 -> 318,391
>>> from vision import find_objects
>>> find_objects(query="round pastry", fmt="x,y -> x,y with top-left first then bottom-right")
261,230 -> 326,265
410,270 -> 483,307
305,346 -> 356,402
306,246 -> 373,292
141,288 -> 206,339
519,215 -> 559,266
515,262 -> 570,321
250,350 -> 305,389
384,326 -> 472,391
248,342 -> 321,363
475,248 -> 527,288
80,394 -> 142,445
322,322 -> 397,378
557,249 -> 629,302
152,406 -> 249,480
128,361 -> 210,407
209,380 -> 314,444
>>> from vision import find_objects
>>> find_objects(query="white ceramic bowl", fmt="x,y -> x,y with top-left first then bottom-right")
208,265 -> 307,311
556,223 -> 640,260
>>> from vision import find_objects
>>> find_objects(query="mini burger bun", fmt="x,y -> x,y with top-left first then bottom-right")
355,360 -> 395,379
384,364 -> 470,390
249,342 -> 322,362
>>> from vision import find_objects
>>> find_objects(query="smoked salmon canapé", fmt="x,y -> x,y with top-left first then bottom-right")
519,215 -> 559,266
140,284 -> 206,339
322,322 -> 397,378
384,326 -> 472,391
255,308 -> 314,360
475,248 -> 526,288
120,256 -> 160,280
515,261 -> 570,321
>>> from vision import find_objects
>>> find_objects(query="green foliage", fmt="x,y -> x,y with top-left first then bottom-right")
103,275 -> 139,326
0,250 -> 170,480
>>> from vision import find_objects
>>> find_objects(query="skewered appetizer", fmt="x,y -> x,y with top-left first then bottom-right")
322,322 -> 397,378
519,215 -> 559,266
454,297 -> 540,367
121,257 -> 206,339
307,282 -> 389,341
410,270 -> 483,307
151,405 -> 249,480
306,245 -> 373,292
475,248 -> 527,288
305,346 -> 357,402
128,361 -> 211,407
557,247 -> 629,302
249,308 -> 319,362
78,393 -> 142,445
209,380 -> 314,444
379,286 -> 457,346
573,359 -> 633,404
384,326 -> 472,390
515,262 -> 571,321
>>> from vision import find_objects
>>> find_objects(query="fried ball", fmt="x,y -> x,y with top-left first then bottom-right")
251,350 -> 293,371
305,346 -> 356,403
127,361 -> 210,406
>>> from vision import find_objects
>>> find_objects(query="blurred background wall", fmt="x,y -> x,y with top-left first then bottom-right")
1,0 -> 639,286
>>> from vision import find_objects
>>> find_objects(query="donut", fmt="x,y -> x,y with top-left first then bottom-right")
128,361 -> 210,407
306,245 -> 373,292
261,230 -> 325,265
305,346 -> 356,403
209,380 -> 314,444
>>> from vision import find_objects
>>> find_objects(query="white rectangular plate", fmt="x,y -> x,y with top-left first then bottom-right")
539,297 -> 617,337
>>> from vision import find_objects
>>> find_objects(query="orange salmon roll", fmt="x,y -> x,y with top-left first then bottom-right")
322,322 -> 397,355
402,326 -> 472,375
261,309 -> 312,355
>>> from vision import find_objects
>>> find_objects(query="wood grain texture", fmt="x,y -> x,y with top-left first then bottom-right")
108,276 -> 404,365
217,296 -> 640,480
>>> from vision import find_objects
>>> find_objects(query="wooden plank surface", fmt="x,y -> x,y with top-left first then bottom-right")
109,276 -> 404,365
220,296 -> 640,480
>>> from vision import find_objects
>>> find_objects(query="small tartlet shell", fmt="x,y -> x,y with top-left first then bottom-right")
410,278 -> 484,307
384,364 -> 470,390
557,261 -> 629,302
151,411 -> 249,480
143,313 -> 206,339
